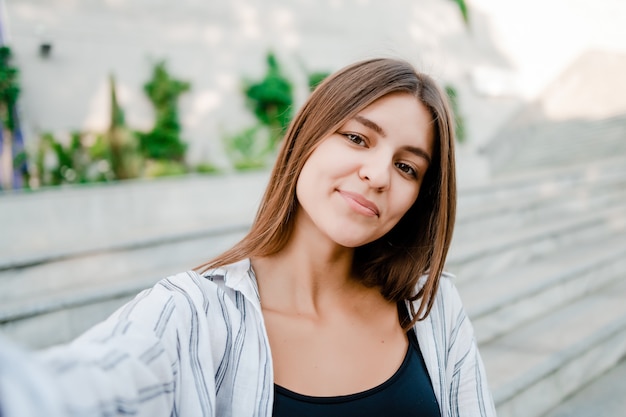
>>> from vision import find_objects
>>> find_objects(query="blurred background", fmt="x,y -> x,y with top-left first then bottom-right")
1,0 -> 626,416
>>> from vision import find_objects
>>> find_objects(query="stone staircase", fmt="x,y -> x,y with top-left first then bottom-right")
0,173 -> 268,348
542,357 -> 626,416
450,155 -> 626,417
1,155 -> 626,417
485,115 -> 626,174
468,48 -> 626,416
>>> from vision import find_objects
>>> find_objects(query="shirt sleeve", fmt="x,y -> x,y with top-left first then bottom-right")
0,333 -> 66,417
441,278 -> 497,417
3,271 -> 221,417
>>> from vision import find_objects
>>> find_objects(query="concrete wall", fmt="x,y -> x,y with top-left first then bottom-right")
3,0 -> 626,175
0,170 -> 269,268
2,0 -> 514,170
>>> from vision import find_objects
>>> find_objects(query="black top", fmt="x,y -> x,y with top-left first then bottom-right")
272,304 -> 441,417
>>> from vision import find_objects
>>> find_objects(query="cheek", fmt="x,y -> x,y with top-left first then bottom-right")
295,165 -> 313,204
393,185 -> 421,219
295,155 -> 325,206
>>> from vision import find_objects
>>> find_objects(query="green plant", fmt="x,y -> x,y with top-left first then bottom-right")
451,0 -> 469,24
222,124 -> 271,171
142,159 -> 188,178
307,71 -> 330,92
138,61 -> 190,161
106,74 -> 142,179
243,52 -> 293,151
33,131 -> 113,186
0,46 -> 21,190
12,149 -> 29,187
445,85 -> 466,143
223,52 -> 295,172
22,63 -> 193,187
0,47 -> 19,134
26,75 -> 144,188
195,162 -> 220,174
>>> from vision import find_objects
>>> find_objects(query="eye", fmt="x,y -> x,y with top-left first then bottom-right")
341,132 -> 367,147
395,162 -> 418,178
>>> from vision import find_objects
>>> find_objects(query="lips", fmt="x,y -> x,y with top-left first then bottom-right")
338,190 -> 380,217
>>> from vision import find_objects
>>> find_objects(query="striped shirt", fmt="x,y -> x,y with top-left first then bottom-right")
1,258 -> 496,416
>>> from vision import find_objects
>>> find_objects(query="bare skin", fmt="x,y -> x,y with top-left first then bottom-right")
252,93 -> 434,396
251,215 -> 408,396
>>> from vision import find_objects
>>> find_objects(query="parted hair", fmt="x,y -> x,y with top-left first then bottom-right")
197,57 -> 457,327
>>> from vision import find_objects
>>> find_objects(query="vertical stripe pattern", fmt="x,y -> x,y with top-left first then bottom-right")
0,259 -> 494,416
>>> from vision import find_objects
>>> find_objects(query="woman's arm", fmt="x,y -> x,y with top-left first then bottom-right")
1,271 -> 221,417
0,334 -> 65,417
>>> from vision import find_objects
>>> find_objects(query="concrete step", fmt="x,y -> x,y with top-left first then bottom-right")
484,278 -> 626,417
0,293 -> 136,350
0,172 -> 268,269
541,357 -> 626,417
2,156 -> 625,349
502,115 -> 626,141
0,227 -> 246,308
458,154 -> 626,209
4,204 -> 623,349
458,233 -> 626,344
0,230 -> 246,348
507,142 -> 626,172
517,141 -> 626,165
511,119 -> 626,149
455,176 -> 626,240
513,133 -> 626,158
1,150 -> 625,417
484,115 -> 626,174
5,183 -> 620,317
502,120 -> 626,155
448,200 -> 626,281
2,153 -> 622,271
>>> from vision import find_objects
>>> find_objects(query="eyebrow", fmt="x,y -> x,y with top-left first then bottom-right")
405,146 -> 432,165
355,115 -> 386,137
353,115 -> 432,164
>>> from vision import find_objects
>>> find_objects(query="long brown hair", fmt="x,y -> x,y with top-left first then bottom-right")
197,58 -> 457,327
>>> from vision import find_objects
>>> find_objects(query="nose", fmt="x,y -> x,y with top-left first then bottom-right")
358,153 -> 391,191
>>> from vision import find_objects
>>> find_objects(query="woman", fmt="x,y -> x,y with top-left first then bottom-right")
0,58 -> 495,416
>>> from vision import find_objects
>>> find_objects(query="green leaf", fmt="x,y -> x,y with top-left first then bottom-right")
451,0 -> 469,24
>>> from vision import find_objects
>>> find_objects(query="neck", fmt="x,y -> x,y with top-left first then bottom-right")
252,213 -> 374,317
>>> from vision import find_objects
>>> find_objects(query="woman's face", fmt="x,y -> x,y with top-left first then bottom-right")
295,92 -> 435,248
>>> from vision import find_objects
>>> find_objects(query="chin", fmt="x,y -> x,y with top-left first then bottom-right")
332,234 -> 379,249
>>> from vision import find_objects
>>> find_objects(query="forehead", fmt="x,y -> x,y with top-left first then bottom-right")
358,92 -> 429,119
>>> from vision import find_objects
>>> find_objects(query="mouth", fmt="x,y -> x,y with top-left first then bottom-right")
337,190 -> 380,217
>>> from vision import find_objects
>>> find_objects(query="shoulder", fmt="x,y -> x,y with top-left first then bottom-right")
413,270 -> 466,328
437,270 -> 465,311
416,270 -> 461,306
159,258 -> 249,296
157,259 -> 260,312
134,270 -> 229,327
156,270 -> 223,302
435,270 -> 461,302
